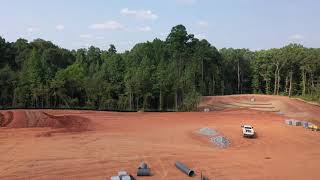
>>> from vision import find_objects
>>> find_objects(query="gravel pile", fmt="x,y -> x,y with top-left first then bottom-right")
198,127 -> 219,136
210,136 -> 230,148
198,127 -> 230,148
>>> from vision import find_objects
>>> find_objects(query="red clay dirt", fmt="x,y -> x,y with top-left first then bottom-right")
201,94 -> 320,125
0,110 -> 91,134
0,95 -> 320,180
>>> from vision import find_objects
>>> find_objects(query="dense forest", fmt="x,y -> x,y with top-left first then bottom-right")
1,25 -> 320,111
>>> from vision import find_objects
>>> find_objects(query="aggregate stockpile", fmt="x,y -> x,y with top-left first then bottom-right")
198,127 -> 230,148
0,110 -> 91,132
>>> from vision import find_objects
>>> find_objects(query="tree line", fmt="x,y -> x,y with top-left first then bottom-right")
1,25 -> 320,111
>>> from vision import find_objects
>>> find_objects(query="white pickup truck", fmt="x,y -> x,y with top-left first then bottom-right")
241,125 -> 255,138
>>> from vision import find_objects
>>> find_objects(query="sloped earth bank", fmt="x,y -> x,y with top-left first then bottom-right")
0,109 -> 320,179
0,110 -> 91,136
200,94 -> 320,125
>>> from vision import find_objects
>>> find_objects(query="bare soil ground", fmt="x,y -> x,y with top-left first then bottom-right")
201,94 -> 320,125
0,95 -> 320,180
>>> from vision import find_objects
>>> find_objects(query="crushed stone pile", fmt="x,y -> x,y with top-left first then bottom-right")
198,127 -> 218,136
211,136 -> 230,148
198,127 -> 230,148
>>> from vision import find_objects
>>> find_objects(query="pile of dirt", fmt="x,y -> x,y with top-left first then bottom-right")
0,111 -> 14,127
0,110 -> 90,132
199,95 -> 320,125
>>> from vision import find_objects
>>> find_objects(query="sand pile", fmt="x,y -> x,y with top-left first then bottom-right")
0,110 -> 90,132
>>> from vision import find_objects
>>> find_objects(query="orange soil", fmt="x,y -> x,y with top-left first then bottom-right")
201,94 -> 320,125
0,95 -> 319,179
0,110 -> 91,136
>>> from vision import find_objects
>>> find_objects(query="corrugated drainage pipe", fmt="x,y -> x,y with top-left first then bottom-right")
175,161 -> 195,177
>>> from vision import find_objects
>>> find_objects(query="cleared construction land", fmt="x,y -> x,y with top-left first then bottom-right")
0,95 -> 320,179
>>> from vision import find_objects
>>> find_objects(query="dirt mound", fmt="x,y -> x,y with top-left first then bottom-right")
199,94 -> 320,124
0,111 -> 13,127
45,113 -> 91,132
0,110 -> 90,132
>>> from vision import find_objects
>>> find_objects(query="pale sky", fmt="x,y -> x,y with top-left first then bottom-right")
1,0 -> 319,52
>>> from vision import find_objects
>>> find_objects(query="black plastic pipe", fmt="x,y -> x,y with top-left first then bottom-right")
138,162 -> 148,169
137,162 -> 151,176
175,161 -> 195,177
137,168 -> 151,176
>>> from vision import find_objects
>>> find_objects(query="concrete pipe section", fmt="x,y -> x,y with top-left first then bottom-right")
175,161 -> 195,177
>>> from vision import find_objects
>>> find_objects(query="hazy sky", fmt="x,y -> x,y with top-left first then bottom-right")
1,0 -> 319,52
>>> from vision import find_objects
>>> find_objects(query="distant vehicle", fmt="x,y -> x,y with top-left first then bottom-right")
241,125 -> 255,138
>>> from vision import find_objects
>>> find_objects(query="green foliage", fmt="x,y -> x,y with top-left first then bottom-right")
181,90 -> 201,111
1,26 -> 320,111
